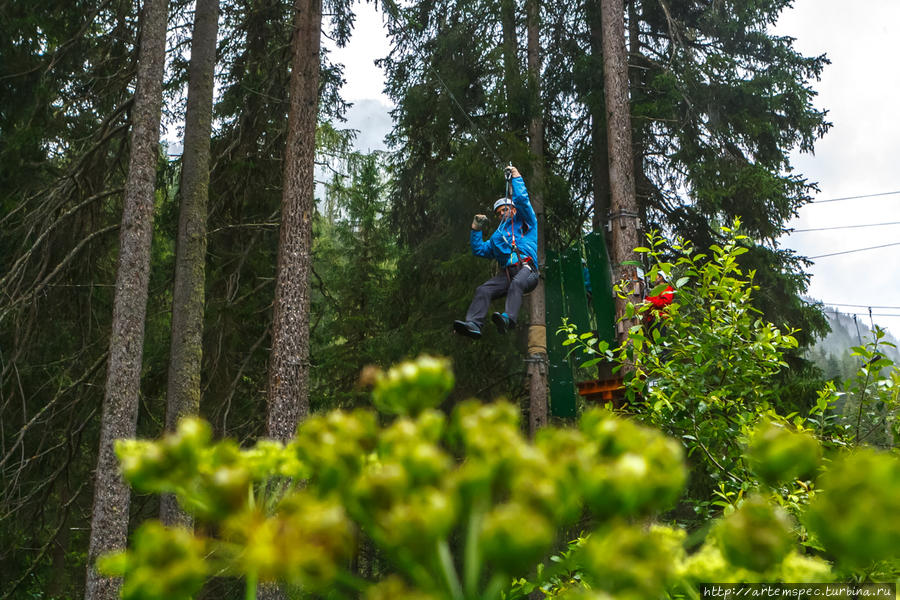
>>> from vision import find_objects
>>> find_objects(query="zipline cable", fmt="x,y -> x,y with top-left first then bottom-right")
386,2 -> 507,168
427,65 -> 506,167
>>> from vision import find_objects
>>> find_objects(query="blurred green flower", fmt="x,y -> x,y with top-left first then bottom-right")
578,410 -> 686,518
746,420 -> 822,487
116,421 -> 254,521
804,449 -> 900,568
379,411 -> 452,487
293,408 -> 378,493
222,492 -> 353,588
371,355 -> 454,415
480,501 -> 555,575
97,521 -> 206,600
116,418 -> 212,491
242,439 -> 299,480
509,445 -> 581,525
680,543 -> 832,584
378,486 -> 459,551
365,576 -> 441,600
577,524 -> 684,599
449,400 -> 530,505
451,400 -> 522,459
716,495 -> 794,572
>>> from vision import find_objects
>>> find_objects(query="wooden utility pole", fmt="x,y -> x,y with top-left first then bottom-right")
84,0 -> 169,597
525,0 -> 548,436
599,0 -> 642,343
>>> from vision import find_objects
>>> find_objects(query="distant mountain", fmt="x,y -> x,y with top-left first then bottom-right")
806,301 -> 900,382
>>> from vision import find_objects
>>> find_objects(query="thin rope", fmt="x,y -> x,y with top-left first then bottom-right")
426,64 -> 505,166
388,3 -> 507,167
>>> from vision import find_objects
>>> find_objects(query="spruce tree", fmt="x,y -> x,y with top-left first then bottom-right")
85,0 -> 169,596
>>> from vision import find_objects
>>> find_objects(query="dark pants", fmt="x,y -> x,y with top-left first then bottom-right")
465,264 -> 540,326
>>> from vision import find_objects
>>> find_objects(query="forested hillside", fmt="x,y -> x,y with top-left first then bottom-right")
807,306 -> 900,382
2,0 -> 898,598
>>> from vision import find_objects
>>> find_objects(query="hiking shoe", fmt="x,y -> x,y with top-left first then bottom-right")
453,320 -> 482,339
492,312 -> 515,334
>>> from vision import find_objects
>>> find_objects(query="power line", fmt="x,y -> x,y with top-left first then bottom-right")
823,310 -> 900,318
810,190 -> 900,204
823,302 -> 900,309
808,241 -> 900,259
791,220 -> 900,233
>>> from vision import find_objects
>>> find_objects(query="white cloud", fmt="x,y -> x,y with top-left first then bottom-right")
326,2 -> 393,106
776,0 -> 900,337
344,98 -> 393,152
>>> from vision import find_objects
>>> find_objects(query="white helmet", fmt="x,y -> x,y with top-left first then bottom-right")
493,197 -> 514,212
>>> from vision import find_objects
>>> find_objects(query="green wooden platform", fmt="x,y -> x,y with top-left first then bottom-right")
544,231 -> 616,417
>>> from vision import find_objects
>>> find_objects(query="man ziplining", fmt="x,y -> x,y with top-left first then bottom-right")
453,165 -> 539,340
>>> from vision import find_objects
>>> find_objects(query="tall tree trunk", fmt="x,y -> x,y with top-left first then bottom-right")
525,0 -> 548,436
84,0 -> 169,597
599,0 -> 641,344
161,0 -> 219,527
627,0 -> 645,223
588,0 -> 611,233
266,0 -> 322,441
260,4 -> 321,599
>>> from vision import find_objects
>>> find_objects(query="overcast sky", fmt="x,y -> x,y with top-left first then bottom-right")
328,0 -> 900,338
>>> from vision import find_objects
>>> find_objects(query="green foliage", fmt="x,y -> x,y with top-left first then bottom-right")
546,224 -> 900,590
97,522 -> 207,600
370,354 -> 454,414
745,419 -> 822,488
575,524 -> 684,599
103,356 -> 689,599
564,222 -> 807,508
104,347 -> 900,598
804,449 -> 900,570
714,495 -> 794,573
311,149 -> 401,409
837,328 -> 900,448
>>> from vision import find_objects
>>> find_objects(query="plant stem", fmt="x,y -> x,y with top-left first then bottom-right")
245,572 -> 257,600
335,570 -> 370,595
464,501 -> 486,598
437,538 -> 465,600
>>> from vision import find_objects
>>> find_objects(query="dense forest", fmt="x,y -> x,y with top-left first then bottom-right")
1,0 -> 898,598
808,307 -> 900,382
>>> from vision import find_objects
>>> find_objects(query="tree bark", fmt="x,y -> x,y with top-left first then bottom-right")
599,0 -> 641,344
588,0 -> 611,234
525,0 -> 548,436
84,0 -> 169,597
266,0 -> 322,442
627,0 -> 645,223
161,0 -> 219,527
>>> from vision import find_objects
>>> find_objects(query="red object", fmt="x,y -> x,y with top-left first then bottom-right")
644,285 -> 674,324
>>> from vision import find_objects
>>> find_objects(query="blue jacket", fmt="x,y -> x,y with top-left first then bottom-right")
470,176 -> 539,270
